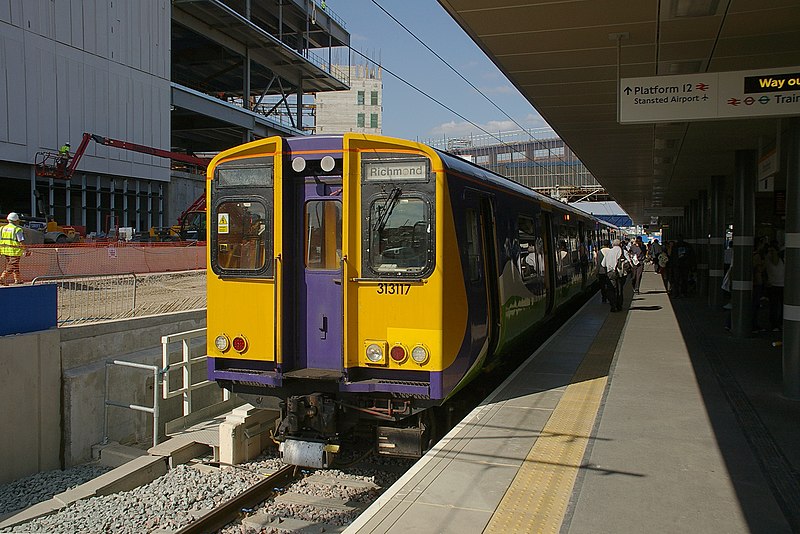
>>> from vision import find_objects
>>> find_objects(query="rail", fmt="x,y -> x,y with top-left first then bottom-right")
104,359 -> 164,448
174,464 -> 297,534
162,328 -> 229,419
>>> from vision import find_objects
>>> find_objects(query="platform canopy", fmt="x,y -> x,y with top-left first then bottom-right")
438,0 -> 800,223
571,201 -> 633,229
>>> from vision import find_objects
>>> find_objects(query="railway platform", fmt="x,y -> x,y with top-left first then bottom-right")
347,270 -> 800,533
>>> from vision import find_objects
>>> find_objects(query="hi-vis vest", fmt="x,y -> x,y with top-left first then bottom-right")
0,223 -> 23,256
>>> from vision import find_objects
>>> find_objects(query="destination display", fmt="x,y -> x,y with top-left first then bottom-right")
363,159 -> 430,181
619,66 -> 800,123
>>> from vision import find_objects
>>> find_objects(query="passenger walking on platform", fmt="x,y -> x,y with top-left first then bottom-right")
602,239 -> 626,312
723,240 -> 733,274
765,241 -> 785,332
597,240 -> 612,304
0,212 -> 28,285
650,239 -> 663,273
660,241 -> 674,293
672,236 -> 694,298
629,236 -> 645,294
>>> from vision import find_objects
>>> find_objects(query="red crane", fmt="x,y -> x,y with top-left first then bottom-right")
34,133 -> 211,241
35,132 -> 210,180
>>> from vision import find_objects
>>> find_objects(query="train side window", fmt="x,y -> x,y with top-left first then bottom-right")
518,216 -> 541,282
214,200 -> 268,271
465,209 -> 481,282
555,225 -> 571,286
568,225 -> 579,265
305,200 -> 342,270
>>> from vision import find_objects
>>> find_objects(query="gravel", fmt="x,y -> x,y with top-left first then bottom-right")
3,463 -> 265,534
221,456 -> 415,533
0,463 -> 112,516
1,451 -> 415,534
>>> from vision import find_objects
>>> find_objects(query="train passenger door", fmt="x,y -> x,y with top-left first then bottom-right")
578,222 -> 588,288
462,190 -> 500,357
540,212 -> 556,313
293,181 -> 343,371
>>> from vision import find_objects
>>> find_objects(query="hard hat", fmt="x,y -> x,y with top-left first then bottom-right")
66,142 -> 71,147
7,212 -> 20,221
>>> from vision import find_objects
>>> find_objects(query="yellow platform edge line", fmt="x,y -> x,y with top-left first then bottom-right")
484,316 -> 621,534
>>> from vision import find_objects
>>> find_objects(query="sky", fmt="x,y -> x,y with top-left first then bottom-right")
327,1 -> 550,142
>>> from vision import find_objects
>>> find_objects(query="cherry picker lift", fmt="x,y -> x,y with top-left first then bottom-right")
35,133 -> 210,241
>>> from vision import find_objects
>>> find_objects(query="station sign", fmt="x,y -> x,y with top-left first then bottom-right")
758,176 -> 775,193
758,148 -> 778,180
643,207 -> 684,217
619,66 -> 800,123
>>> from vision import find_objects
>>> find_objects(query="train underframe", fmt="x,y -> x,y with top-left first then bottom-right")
225,382 -> 441,468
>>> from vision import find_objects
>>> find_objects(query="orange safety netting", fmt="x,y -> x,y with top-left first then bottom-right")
0,243 -> 207,282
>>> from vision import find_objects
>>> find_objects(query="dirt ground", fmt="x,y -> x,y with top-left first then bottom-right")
133,270 -> 207,317
51,270 -> 206,325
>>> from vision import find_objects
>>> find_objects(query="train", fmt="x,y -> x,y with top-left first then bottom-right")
205,134 -> 619,467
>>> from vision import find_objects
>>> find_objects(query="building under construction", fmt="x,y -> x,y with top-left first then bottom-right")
0,0 -> 350,235
316,62 -> 383,135
430,130 -> 611,203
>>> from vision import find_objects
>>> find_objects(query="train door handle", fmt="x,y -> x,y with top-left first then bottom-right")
320,314 -> 328,339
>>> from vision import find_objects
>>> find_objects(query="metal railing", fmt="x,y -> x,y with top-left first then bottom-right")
33,273 -> 137,325
104,359 -> 164,448
101,329 -> 225,449
161,328 -> 229,419
32,271 -> 206,326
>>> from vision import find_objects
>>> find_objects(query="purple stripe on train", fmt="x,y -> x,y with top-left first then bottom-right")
208,357 -> 440,397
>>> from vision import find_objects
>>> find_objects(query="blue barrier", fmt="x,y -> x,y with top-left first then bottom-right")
0,284 -> 57,336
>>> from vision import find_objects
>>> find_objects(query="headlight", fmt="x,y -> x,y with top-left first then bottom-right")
411,345 -> 429,364
366,343 -> 384,363
214,334 -> 230,352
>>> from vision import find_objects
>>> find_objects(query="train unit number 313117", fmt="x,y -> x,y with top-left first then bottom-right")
376,283 -> 411,295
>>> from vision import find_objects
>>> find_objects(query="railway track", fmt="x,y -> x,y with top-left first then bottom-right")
175,464 -> 297,534
0,450 -> 412,534
195,454 -> 409,533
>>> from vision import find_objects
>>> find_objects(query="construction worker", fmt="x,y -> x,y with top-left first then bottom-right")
57,142 -> 71,174
0,212 -> 28,285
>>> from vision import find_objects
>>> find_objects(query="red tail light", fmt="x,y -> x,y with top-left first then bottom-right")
232,335 -> 248,353
390,345 -> 407,362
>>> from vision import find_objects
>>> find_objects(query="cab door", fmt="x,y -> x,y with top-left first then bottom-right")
293,180 -> 343,371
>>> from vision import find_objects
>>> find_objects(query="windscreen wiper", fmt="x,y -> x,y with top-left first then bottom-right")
374,187 -> 402,233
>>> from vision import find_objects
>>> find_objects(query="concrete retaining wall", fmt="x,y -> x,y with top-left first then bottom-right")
60,310 -> 212,467
0,309 -> 221,482
0,329 -> 61,485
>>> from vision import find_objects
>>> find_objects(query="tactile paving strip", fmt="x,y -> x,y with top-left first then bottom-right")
484,311 -> 625,533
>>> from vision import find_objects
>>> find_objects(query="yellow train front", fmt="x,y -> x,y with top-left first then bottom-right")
206,134 -> 608,467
